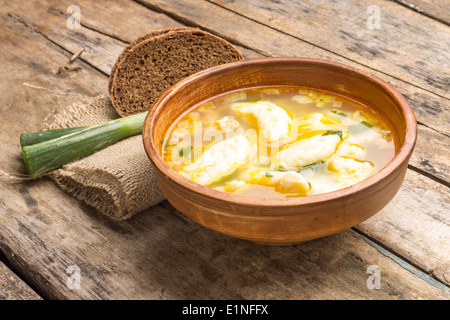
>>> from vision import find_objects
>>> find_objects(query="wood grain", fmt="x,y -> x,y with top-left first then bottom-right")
0,179 -> 448,299
210,0 -> 450,99
409,123 -> 450,185
0,0 -> 448,299
358,169 -> 450,286
394,0 -> 450,25
4,2 -> 123,76
67,0 -> 184,43
0,261 -> 41,300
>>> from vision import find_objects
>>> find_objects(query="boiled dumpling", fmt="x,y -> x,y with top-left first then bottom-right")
336,142 -> 365,158
214,116 -> 240,132
274,133 -> 344,170
328,157 -> 374,186
180,135 -> 253,186
223,180 -> 248,193
232,100 -> 291,144
250,170 -> 310,194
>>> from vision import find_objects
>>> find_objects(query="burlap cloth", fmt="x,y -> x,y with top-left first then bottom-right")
44,94 -> 165,221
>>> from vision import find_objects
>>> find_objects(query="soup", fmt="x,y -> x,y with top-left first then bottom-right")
162,86 -> 396,198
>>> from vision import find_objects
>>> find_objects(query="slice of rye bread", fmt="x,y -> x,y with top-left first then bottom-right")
109,28 -> 244,117
108,27 -> 192,95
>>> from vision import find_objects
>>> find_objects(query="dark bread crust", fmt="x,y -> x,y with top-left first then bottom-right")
109,28 -> 243,117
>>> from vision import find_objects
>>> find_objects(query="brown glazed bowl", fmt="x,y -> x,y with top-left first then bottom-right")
142,57 -> 417,245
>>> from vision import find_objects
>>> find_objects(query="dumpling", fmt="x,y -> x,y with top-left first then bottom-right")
214,116 -> 240,132
232,100 -> 291,144
274,133 -> 343,170
328,157 -> 374,186
295,112 -> 344,131
250,170 -> 310,194
223,180 -> 248,193
180,135 -> 253,186
336,142 -> 365,158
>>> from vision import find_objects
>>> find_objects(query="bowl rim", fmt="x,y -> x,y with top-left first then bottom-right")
143,57 -> 417,208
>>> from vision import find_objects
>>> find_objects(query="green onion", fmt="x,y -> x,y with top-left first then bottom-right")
348,121 -> 374,134
21,112 -> 147,177
20,127 -> 89,147
237,98 -> 260,103
322,130 -> 343,140
298,160 -> 325,172
361,120 -> 374,128
265,172 -> 273,178
331,110 -> 347,117
179,146 -> 193,157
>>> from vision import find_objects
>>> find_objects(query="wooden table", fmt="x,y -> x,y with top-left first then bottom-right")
0,0 -> 448,301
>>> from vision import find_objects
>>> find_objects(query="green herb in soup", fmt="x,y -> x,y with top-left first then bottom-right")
162,87 -> 396,198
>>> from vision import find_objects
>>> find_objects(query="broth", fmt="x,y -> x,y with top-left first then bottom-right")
162,86 -> 396,198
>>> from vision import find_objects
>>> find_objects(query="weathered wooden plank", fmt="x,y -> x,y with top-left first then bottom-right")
0,5 -> 448,299
409,123 -> 450,186
7,0 -> 448,183
136,0 -> 449,136
357,169 -> 450,286
0,180 -> 448,299
67,0 -> 261,59
5,6 -> 124,76
65,0 -> 184,43
0,260 -> 42,300
394,0 -> 450,25
6,0 -> 260,75
210,0 -> 450,99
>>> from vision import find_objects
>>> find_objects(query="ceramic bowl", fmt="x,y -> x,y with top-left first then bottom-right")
142,57 -> 417,244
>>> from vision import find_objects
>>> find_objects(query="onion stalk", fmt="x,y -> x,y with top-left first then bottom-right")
20,126 -> 89,147
21,112 -> 148,177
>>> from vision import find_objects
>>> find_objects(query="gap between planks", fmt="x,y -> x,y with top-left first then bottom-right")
127,0 -> 448,140
202,0 -> 450,102
5,12 -> 109,79
358,233 -> 450,294
407,164 -> 450,188
392,0 -> 450,26
352,229 -> 450,294
0,249 -> 45,300
130,0 -> 450,103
